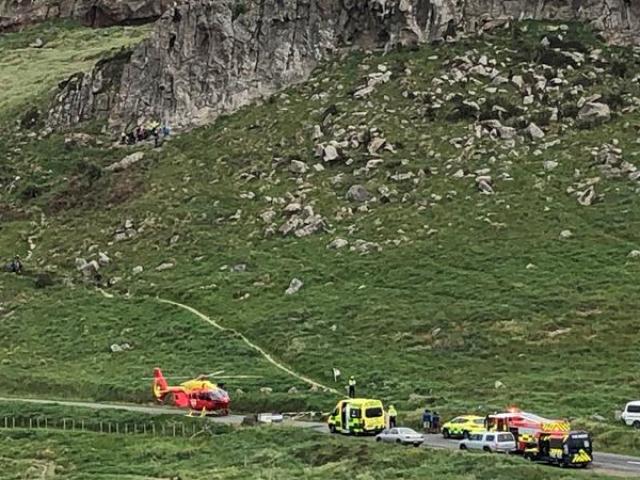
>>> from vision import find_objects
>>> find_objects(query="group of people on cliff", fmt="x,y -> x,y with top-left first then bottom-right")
121,121 -> 171,147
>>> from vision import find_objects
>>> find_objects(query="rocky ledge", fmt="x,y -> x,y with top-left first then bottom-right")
47,0 -> 640,132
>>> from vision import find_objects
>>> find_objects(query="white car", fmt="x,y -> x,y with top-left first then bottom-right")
376,427 -> 424,446
459,431 -> 516,453
621,401 -> 640,428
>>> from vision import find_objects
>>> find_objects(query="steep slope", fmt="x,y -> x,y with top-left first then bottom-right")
47,0 -> 640,130
1,17 -> 640,454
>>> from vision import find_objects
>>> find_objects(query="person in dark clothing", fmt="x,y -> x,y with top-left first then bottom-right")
6,255 -> 22,274
422,409 -> 432,432
431,412 -> 440,433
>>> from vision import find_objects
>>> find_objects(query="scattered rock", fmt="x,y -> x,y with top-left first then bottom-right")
105,152 -> 145,172
155,262 -> 175,272
577,185 -> 596,206
259,387 -> 273,394
543,160 -> 558,171
327,238 -> 349,250
368,137 -> 386,154
323,144 -> 340,162
346,184 -> 371,203
110,342 -> 132,353
29,38 -> 44,48
494,380 -> 506,389
289,159 -> 308,174
351,240 -> 381,254
476,176 -> 494,194
98,252 -> 110,266
64,132 -> 94,148
525,123 -> 545,140
288,386 -> 298,394
285,278 -> 304,295
628,250 -> 640,258
312,125 -> 323,140
578,102 -> 611,126
132,265 -> 144,275
548,327 -> 572,338
559,229 -> 573,239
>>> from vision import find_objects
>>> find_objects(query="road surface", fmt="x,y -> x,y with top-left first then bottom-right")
1,397 -> 639,476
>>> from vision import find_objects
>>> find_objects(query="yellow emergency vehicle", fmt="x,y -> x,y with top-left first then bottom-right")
328,398 -> 385,435
441,415 -> 485,438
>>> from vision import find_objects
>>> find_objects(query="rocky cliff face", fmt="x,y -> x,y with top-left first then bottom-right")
48,0 -> 640,132
0,0 -> 171,30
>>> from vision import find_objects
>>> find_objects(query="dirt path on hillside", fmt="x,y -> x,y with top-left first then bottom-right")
157,298 -> 343,396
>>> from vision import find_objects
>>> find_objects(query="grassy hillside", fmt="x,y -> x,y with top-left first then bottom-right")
0,420 -> 619,479
1,18 -> 640,454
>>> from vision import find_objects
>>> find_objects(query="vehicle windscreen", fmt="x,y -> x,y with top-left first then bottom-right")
498,434 -> 513,442
398,428 -> 415,434
365,407 -> 383,418
627,405 -> 640,413
568,434 -> 591,450
473,419 -> 484,425
350,408 -> 362,418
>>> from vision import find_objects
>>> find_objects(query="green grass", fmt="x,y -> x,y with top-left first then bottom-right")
0,20 -> 149,115
0,425 -> 618,479
0,17 -> 639,459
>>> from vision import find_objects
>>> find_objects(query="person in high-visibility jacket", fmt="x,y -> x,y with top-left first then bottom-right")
348,376 -> 356,398
388,405 -> 398,428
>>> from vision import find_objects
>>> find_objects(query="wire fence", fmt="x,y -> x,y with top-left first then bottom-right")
0,416 -> 203,438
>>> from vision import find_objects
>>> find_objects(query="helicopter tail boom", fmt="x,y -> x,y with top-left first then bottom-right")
152,367 -> 169,399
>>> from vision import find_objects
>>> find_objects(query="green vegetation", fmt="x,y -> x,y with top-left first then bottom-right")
1,17 -> 639,470
0,20 -> 149,114
0,425 -> 618,479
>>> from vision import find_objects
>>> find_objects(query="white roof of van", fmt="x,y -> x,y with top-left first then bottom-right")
626,400 -> 640,406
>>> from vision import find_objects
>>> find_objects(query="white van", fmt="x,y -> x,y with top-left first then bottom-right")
459,431 -> 516,453
621,401 -> 640,428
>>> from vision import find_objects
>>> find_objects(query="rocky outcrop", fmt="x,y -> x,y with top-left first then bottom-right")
463,0 -> 640,44
49,49 -> 132,126
48,0 -> 640,132
51,0 -> 457,130
0,0 -> 171,30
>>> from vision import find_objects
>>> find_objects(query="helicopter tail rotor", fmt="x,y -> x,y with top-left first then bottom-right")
152,367 -> 169,400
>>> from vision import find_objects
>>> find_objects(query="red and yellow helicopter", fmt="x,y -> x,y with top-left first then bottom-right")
152,367 -> 231,416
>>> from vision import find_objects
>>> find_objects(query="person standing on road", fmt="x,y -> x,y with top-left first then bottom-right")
422,409 -> 432,432
388,404 -> 398,428
348,376 -> 356,398
431,411 -> 440,433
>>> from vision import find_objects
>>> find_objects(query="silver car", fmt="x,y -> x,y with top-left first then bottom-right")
459,431 -> 516,453
376,427 -> 424,446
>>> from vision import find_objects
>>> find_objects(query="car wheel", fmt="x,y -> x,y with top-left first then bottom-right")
413,442 -> 421,448
329,425 -> 337,434
376,437 -> 382,442
396,439 -> 402,444
482,446 -> 491,453
442,429 -> 450,439
459,444 -> 467,450
633,421 -> 640,429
